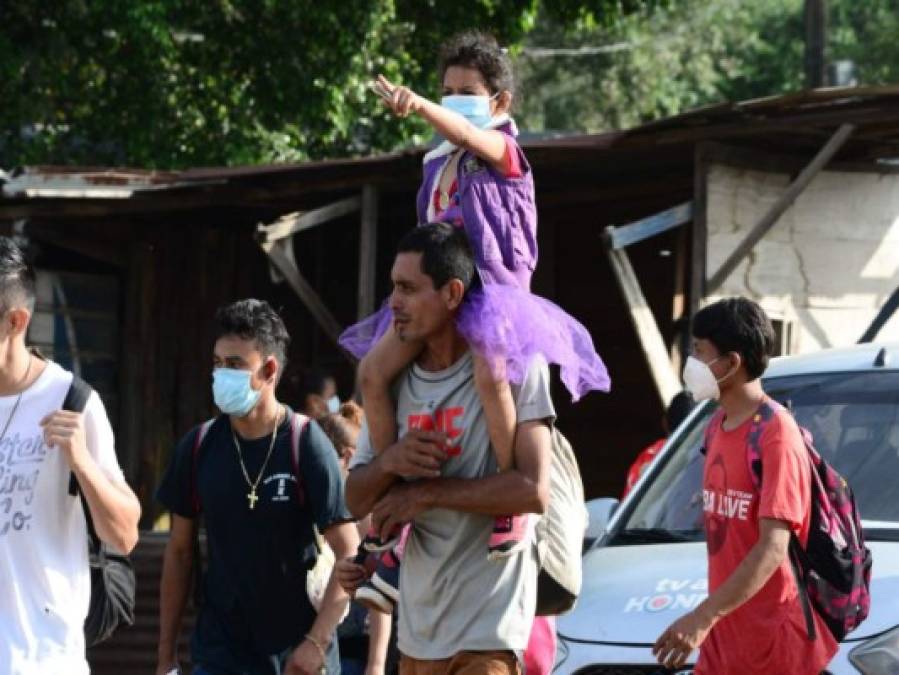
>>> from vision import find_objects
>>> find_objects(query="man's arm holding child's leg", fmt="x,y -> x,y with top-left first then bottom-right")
371,419 -> 551,538
345,430 -> 448,518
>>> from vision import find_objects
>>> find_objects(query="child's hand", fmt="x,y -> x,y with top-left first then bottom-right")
374,74 -> 422,118
335,557 -> 368,595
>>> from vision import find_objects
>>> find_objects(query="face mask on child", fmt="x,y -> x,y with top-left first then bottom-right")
682,355 -> 736,402
327,395 -> 340,413
441,93 -> 500,129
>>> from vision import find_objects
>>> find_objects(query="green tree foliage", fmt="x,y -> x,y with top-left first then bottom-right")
514,0 -> 899,134
0,0 -> 659,168
514,0 -> 806,133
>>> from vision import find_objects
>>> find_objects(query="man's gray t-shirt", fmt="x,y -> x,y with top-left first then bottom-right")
351,352 -> 555,659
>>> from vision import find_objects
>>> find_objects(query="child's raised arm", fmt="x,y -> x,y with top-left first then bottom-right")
374,74 -> 509,174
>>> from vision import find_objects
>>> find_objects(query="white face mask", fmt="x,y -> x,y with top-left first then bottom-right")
682,355 -> 732,402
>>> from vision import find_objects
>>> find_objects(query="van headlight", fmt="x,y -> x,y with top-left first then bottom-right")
849,626 -> 899,674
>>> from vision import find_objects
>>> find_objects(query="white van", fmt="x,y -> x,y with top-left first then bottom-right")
556,343 -> 899,675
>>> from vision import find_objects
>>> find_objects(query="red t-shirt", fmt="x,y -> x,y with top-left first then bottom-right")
623,438 -> 666,498
696,400 -> 838,675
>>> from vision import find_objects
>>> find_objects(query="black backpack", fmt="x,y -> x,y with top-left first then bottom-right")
64,376 -> 136,646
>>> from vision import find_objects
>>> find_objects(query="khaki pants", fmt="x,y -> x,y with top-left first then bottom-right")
400,651 -> 521,675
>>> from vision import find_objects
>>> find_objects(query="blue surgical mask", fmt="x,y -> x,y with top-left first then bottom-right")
212,368 -> 261,417
441,94 -> 498,129
327,395 -> 340,414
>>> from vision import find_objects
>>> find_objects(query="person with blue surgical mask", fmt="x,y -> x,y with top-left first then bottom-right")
155,299 -> 359,675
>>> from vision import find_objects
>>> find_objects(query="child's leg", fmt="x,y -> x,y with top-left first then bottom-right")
358,331 -> 421,552
473,354 -> 530,560
473,354 -> 516,470
358,330 -> 422,454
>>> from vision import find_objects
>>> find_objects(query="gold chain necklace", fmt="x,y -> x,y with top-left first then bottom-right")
231,405 -> 283,510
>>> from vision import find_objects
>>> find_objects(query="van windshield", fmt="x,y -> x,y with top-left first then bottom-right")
615,370 -> 899,544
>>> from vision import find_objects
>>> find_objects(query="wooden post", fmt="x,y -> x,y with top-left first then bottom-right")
805,0 -> 828,89
688,143 -> 710,336
357,185 -> 379,320
706,123 -> 854,294
604,228 -> 682,407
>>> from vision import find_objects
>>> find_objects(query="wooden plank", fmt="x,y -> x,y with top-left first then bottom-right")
700,140 -> 899,177
604,229 -> 682,407
25,223 -> 126,266
357,185 -> 379,320
258,195 -> 362,243
859,284 -> 899,343
259,238 -> 350,358
689,143 -> 710,322
608,201 -> 693,250
707,123 -> 855,293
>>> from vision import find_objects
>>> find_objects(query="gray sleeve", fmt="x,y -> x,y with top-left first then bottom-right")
349,419 -> 376,470
515,356 -> 556,425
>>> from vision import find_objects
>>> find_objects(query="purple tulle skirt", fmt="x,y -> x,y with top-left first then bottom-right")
339,284 -> 610,402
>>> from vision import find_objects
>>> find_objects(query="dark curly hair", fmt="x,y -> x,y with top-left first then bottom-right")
692,298 -> 776,381
438,30 -> 514,96
0,237 -> 35,313
214,299 -> 290,376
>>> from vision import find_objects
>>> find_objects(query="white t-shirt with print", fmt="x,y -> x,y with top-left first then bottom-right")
0,361 -> 125,675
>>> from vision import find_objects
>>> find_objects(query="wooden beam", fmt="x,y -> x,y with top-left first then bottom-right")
608,201 -> 693,250
25,223 -> 126,267
689,143 -> 710,322
357,185 -> 379,320
859,284 -> 899,344
707,123 -> 855,293
604,228 -> 682,407
259,238 -> 350,358
257,195 -> 362,243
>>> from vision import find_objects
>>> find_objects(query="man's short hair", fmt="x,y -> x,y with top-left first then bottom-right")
0,237 -> 36,313
396,223 -> 476,292
692,297 -> 776,381
214,299 -> 290,374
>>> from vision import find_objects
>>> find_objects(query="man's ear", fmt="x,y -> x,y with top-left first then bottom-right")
6,308 -> 30,338
442,278 -> 466,312
263,356 -> 279,384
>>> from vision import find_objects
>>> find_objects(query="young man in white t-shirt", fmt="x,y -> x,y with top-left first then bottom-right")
0,238 -> 141,675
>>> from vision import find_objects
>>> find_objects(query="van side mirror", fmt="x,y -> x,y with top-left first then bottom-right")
585,497 -> 620,544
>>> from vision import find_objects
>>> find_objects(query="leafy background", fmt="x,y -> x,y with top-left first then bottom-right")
1,0 -> 897,168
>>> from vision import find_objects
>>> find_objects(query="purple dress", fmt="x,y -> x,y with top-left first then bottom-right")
339,119 -> 610,401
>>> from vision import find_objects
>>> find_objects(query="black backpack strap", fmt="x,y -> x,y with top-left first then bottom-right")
61,377 -> 104,562
789,536 -> 817,640
64,376 -> 94,497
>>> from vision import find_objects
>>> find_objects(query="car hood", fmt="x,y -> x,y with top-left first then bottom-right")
557,540 -> 899,644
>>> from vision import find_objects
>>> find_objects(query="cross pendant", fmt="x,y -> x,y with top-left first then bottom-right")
247,489 -> 259,510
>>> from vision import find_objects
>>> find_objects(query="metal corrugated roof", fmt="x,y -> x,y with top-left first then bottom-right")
5,86 -> 899,212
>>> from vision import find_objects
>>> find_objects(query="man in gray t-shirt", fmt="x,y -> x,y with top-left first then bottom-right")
345,224 -> 554,674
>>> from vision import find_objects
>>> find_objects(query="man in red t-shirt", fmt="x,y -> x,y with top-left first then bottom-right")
653,298 -> 838,674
